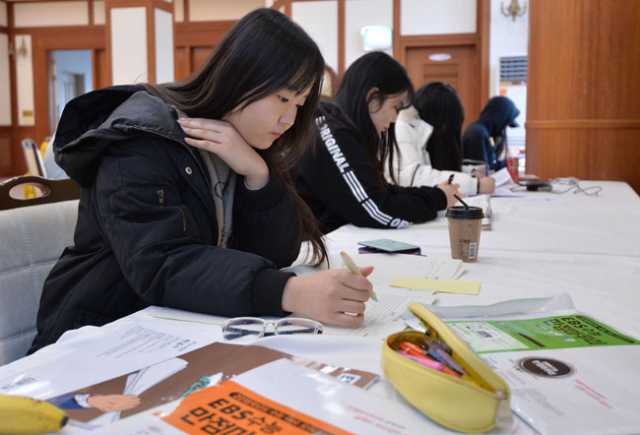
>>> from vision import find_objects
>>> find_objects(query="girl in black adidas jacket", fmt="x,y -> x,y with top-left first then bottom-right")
30,9 -> 374,353
292,52 -> 461,234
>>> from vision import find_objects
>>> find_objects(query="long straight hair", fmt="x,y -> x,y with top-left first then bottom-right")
142,8 -> 327,264
329,52 -> 414,185
414,82 -> 464,171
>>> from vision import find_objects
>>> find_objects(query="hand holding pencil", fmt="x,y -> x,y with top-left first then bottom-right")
281,255 -> 375,326
340,251 -> 378,302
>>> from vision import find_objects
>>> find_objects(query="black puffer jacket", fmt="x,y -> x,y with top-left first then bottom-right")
30,86 -> 300,353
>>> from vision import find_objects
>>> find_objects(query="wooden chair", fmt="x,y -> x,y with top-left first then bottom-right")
0,175 -> 80,211
0,176 -> 80,365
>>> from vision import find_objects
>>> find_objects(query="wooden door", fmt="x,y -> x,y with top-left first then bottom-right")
405,45 -> 478,131
174,21 -> 235,81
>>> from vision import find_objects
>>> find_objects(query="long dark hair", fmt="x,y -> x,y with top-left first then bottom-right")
142,8 -> 327,265
414,82 -> 464,171
329,52 -> 414,185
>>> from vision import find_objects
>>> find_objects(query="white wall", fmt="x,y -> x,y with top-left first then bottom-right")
401,0 -> 476,35
190,0 -> 263,21
292,1 -> 338,74
94,1 -> 105,25
489,0 -> 528,148
111,8 -> 148,85
14,1 -> 89,27
175,0 -> 184,22
155,8 -> 175,84
0,1 -> 7,27
345,0 -> 392,68
0,33 -> 10,125
489,0 -> 528,97
15,35 -> 34,126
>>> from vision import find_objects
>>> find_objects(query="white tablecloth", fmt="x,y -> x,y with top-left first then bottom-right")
1,180 -> 638,435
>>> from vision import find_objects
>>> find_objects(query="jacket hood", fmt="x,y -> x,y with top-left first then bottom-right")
476,96 -> 520,137
53,85 -> 186,186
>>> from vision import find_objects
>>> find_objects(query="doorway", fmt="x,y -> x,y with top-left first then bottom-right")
48,50 -> 93,135
405,44 -> 479,131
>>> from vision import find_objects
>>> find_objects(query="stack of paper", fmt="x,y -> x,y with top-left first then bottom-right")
491,167 -> 524,197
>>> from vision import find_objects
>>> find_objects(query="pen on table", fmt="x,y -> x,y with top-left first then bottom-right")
340,251 -> 378,302
447,174 -> 455,185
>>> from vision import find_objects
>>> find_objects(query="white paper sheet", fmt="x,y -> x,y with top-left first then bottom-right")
302,254 -> 463,339
491,167 -> 515,187
0,318 -> 221,400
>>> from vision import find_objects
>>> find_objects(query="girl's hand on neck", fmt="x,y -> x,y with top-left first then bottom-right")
179,118 -> 269,190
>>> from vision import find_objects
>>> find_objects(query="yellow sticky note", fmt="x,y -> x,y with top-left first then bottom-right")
390,277 -> 481,295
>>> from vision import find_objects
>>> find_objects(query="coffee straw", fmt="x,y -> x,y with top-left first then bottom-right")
454,194 -> 469,209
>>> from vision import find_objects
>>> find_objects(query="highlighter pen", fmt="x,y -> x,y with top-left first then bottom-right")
424,339 -> 467,375
340,251 -> 378,302
396,350 -> 444,372
399,341 -> 426,357
447,174 -> 455,185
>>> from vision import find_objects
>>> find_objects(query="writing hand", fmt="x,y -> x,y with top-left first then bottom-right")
437,182 -> 464,208
478,176 -> 496,194
282,267 -> 375,327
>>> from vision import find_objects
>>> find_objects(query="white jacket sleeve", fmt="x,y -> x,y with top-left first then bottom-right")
394,117 -> 478,194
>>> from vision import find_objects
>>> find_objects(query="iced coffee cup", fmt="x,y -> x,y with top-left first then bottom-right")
446,205 -> 484,262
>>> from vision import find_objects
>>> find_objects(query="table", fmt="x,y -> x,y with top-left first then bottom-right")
1,181 -> 638,434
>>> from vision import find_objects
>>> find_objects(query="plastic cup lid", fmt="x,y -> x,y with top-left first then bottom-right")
445,206 -> 484,219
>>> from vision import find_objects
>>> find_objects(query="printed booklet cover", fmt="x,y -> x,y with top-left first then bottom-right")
49,342 -> 379,429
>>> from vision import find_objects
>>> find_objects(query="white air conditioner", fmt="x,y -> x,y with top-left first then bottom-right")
498,54 -> 527,170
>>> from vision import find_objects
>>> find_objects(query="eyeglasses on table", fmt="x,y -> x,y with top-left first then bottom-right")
221,317 -> 323,342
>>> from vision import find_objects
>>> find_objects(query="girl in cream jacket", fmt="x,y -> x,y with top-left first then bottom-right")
391,106 -> 481,194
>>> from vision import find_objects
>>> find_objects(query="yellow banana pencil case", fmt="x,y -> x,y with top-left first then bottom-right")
381,302 -> 513,433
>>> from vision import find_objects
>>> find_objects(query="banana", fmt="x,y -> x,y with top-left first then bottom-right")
0,394 -> 68,434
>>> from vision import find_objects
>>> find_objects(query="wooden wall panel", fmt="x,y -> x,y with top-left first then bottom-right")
526,128 -> 640,186
526,0 -> 640,192
0,131 -> 13,175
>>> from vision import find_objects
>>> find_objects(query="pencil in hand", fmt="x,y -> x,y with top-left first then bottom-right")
340,251 -> 378,302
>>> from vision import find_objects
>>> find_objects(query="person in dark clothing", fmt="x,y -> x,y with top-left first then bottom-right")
292,52 -> 461,234
29,9 -> 375,354
462,96 -> 520,171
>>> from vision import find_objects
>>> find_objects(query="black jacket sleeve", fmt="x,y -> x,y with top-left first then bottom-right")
95,139 -> 294,318
233,170 -> 301,268
296,123 -> 447,231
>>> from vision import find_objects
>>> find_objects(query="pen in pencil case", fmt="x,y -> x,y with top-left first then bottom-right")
424,338 -> 467,376
396,349 -> 444,371
340,251 -> 378,302
401,342 -> 463,379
